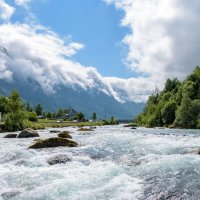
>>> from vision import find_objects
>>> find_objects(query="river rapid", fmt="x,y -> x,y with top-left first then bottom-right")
0,125 -> 200,200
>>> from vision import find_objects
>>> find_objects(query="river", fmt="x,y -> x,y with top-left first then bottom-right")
0,125 -> 200,200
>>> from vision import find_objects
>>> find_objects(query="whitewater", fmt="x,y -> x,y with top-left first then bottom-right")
0,125 -> 200,200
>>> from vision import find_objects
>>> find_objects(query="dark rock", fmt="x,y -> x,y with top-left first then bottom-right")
77,127 -> 94,131
1,191 -> 20,199
49,130 -> 60,133
47,154 -> 72,165
131,127 -> 137,129
0,127 -> 4,133
58,131 -> 72,138
123,124 -> 137,128
29,137 -> 78,149
90,126 -> 97,129
17,128 -> 39,138
4,134 -> 17,138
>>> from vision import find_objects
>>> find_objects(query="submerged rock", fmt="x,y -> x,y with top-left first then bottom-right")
131,127 -> 137,129
4,134 -> 17,138
49,130 -> 60,133
124,124 -> 137,128
29,137 -> 78,149
17,128 -> 39,138
47,154 -> 72,165
1,191 -> 20,199
58,131 -> 72,138
77,127 -> 94,131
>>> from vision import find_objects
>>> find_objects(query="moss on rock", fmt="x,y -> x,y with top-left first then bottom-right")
29,137 -> 78,149
58,131 -> 72,139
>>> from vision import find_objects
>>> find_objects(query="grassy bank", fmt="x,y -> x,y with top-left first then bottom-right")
29,119 -> 106,130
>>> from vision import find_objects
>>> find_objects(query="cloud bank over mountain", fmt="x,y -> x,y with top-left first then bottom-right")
0,23 -> 122,101
1,0 -> 200,104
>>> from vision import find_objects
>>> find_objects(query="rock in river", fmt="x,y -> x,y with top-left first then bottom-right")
29,137 -> 78,149
47,154 -> 72,165
77,127 -> 94,131
17,128 -> 39,138
58,131 -> 72,139
49,130 -> 60,133
4,134 -> 17,138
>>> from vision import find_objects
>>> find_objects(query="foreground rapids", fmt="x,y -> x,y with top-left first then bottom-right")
0,125 -> 200,200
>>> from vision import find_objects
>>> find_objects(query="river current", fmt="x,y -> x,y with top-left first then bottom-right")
0,125 -> 200,200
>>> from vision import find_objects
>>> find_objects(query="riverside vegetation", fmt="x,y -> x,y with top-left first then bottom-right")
135,67 -> 200,129
0,90 -> 117,132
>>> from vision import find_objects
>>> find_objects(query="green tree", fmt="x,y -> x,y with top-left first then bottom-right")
25,102 -> 33,112
92,112 -> 97,121
0,96 -> 8,115
76,112 -> 85,121
4,90 -> 27,131
110,116 -> 117,125
174,95 -> 195,128
135,67 -> 200,129
27,111 -> 38,122
56,109 -> 64,118
35,104 -> 43,116
161,100 -> 176,125
46,112 -> 52,119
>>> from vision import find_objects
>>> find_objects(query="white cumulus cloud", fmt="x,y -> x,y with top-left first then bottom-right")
0,23 -> 122,102
15,0 -> 31,6
104,0 -> 200,96
0,0 -> 15,21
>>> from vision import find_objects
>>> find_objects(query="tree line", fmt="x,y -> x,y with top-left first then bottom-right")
0,90 -> 99,131
135,66 -> 200,129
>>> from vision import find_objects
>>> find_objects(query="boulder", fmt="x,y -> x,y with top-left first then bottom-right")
47,154 -> 72,165
29,137 -> 78,149
131,127 -> 137,129
17,128 -> 39,138
49,130 -> 60,133
58,131 -> 72,138
123,124 -> 137,128
4,134 -> 17,138
77,127 -> 94,131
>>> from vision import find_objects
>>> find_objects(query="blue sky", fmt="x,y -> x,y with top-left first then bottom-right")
9,0 -> 133,78
0,0 -> 199,103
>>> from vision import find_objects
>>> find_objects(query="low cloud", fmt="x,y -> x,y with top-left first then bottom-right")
0,0 -> 15,21
0,23 -> 123,102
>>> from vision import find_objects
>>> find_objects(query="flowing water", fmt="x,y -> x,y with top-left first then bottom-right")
0,125 -> 200,200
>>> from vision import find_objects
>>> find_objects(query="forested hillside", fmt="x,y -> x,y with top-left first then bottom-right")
135,67 -> 200,129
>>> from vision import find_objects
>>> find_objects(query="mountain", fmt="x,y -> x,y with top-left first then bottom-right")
0,78 -> 144,119
0,45 -> 144,119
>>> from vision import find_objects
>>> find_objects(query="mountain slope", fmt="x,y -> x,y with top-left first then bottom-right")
0,77 -> 144,119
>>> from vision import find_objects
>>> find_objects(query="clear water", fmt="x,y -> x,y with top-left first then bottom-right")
0,125 -> 200,200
